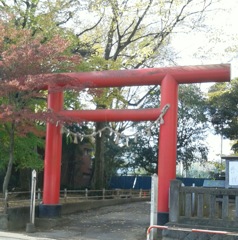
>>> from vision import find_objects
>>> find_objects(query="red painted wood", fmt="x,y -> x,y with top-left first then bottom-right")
59,108 -> 163,122
39,64 -> 230,90
158,75 -> 178,213
43,88 -> 63,204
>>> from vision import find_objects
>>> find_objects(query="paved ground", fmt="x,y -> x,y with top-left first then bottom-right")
0,201 -> 150,240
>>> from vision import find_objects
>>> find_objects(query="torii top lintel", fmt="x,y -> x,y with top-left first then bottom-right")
44,64 -> 230,90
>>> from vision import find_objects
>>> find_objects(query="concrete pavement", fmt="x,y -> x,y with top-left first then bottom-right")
0,231 -> 53,240
1,201 -> 150,240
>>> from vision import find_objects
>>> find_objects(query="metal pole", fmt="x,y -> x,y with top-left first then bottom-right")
103,188 -> 105,200
192,183 -> 195,216
26,170 -> 37,233
150,174 -> 158,240
30,170 -> 37,224
37,188 -> 41,202
146,225 -> 233,240
220,134 -> 223,164
85,188 -> 88,199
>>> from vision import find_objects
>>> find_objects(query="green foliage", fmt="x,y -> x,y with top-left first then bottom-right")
73,0 -> 212,67
0,7 -> 82,192
123,130 -> 158,174
0,0 -> 80,38
14,132 -> 44,170
118,84 -> 209,174
0,126 -> 44,170
208,78 -> 238,152
177,85 -> 209,170
104,132 -> 128,180
0,126 -> 9,169
213,161 -> 225,173
77,56 -> 122,72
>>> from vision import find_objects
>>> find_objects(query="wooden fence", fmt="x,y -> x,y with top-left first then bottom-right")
0,188 -> 150,213
169,179 -> 238,229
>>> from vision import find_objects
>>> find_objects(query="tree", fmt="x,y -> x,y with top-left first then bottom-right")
0,1 -> 94,191
0,0 -> 219,189
0,0 -> 81,35
177,85 -> 209,173
0,19 -> 81,196
120,84 -> 209,175
73,0 -> 214,67
87,87 -> 126,189
71,0 -> 215,188
207,79 -> 238,153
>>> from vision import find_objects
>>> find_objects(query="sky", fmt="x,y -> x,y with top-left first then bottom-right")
173,0 -> 238,78
172,0 -> 238,160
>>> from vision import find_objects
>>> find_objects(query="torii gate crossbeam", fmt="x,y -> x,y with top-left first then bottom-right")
38,64 -> 230,224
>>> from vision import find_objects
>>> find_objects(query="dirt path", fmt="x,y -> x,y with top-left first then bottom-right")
29,201 -> 150,240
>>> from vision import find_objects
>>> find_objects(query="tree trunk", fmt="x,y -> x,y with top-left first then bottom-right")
19,168 -> 31,190
92,121 -> 105,190
3,122 -> 15,197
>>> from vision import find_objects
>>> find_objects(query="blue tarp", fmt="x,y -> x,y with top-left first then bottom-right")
109,176 -> 208,189
109,176 -> 151,189
177,177 -> 207,187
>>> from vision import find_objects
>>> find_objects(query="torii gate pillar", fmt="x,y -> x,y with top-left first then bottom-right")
39,88 -> 63,218
158,74 -> 178,224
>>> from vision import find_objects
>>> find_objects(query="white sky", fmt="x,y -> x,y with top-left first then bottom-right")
173,0 -> 238,78
171,0 -> 238,160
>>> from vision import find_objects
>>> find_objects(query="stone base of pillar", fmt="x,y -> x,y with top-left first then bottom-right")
26,223 -> 35,233
38,204 -> 61,218
157,212 -> 169,225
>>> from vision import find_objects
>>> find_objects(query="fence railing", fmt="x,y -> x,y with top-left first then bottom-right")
60,188 -> 150,203
0,188 -> 150,213
169,179 -> 238,229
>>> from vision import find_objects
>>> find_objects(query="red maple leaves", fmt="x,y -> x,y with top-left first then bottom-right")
0,20 -> 81,134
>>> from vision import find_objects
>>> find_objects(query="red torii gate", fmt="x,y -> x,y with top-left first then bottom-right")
39,64 -> 230,224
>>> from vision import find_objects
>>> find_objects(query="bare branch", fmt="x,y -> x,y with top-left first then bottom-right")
0,0 -> 7,7
128,86 -> 158,107
76,15 -> 103,37
21,0 -> 31,28
112,0 -> 154,60
56,11 -> 73,26
104,17 -> 117,60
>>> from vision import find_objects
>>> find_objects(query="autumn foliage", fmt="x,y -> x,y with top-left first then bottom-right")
0,20 -> 81,132
0,18 -> 81,195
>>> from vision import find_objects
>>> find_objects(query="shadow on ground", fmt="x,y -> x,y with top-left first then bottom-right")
29,201 -> 150,240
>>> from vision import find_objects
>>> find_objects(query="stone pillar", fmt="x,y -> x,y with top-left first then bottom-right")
169,180 -> 181,223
